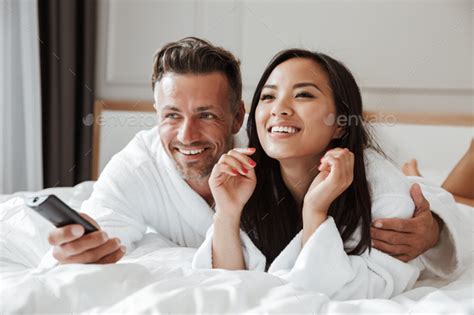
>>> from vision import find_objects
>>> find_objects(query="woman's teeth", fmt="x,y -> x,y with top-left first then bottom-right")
270,126 -> 299,134
178,148 -> 206,155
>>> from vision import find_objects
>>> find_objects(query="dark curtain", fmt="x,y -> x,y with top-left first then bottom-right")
38,0 -> 97,187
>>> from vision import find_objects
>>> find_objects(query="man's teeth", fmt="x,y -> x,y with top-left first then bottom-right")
179,148 -> 206,155
270,126 -> 299,134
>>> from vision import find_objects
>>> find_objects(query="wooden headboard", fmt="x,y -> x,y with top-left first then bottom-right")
92,100 -> 154,179
91,99 -> 473,180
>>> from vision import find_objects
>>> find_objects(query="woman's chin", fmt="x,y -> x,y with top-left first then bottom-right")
264,149 -> 297,161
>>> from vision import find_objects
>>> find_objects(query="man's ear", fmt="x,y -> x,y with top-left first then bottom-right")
231,101 -> 245,134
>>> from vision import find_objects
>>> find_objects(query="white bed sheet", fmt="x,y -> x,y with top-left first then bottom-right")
0,181 -> 473,314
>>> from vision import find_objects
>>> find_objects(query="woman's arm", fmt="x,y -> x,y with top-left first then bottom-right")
212,211 -> 245,269
200,148 -> 257,270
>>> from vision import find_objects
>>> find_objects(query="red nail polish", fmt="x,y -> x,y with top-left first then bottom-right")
242,168 -> 248,174
249,160 -> 256,167
232,169 -> 238,175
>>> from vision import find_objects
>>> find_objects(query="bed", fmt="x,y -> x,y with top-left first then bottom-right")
0,101 -> 472,313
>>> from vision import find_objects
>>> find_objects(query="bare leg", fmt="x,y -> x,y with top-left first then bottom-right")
441,139 -> 474,205
401,140 -> 474,207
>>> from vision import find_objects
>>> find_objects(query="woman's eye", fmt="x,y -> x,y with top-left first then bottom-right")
260,94 -> 274,101
200,113 -> 216,119
295,92 -> 314,98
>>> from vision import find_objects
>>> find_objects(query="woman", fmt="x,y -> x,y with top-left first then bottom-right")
193,49 -> 422,299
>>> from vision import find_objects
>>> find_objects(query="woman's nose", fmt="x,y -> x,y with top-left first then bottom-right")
271,98 -> 293,116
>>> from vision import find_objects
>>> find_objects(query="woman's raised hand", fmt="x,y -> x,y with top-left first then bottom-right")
209,148 -> 257,223
303,148 -> 354,217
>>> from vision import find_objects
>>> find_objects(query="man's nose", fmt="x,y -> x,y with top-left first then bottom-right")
177,119 -> 200,144
271,96 -> 294,117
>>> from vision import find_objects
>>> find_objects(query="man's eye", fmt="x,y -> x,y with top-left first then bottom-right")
164,113 -> 179,119
200,112 -> 216,119
295,92 -> 314,98
260,94 -> 274,101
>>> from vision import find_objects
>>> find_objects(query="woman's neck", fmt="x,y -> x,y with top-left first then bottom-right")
279,154 -> 322,207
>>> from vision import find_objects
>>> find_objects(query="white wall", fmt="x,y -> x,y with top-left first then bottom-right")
95,0 -> 473,113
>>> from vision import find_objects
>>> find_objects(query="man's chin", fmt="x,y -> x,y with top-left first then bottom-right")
178,169 -> 211,181
174,161 -> 213,181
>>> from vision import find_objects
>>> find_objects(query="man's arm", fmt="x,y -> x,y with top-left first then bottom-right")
370,183 -> 441,262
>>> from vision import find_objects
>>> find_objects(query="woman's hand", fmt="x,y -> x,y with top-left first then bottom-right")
301,148 -> 354,245
209,148 -> 257,224
303,148 -> 355,218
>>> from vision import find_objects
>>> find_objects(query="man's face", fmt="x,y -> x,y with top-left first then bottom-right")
155,72 -> 243,181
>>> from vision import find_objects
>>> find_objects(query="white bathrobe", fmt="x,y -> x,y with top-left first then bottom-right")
39,126 -> 467,287
81,126 -> 249,250
191,149 -> 468,300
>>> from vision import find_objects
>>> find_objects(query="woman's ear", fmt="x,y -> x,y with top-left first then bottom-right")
232,101 -> 245,134
332,125 -> 346,140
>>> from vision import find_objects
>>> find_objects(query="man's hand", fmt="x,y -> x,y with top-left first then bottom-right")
370,183 -> 442,262
47,213 -> 126,264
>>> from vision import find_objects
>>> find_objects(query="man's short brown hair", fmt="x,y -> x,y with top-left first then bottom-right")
151,37 -> 242,112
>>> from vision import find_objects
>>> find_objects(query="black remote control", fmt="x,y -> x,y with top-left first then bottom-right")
26,194 -> 97,234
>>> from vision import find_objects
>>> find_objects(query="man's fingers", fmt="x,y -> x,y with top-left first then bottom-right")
371,239 -> 412,256
372,217 -> 415,233
370,227 -> 411,245
79,213 -> 100,229
48,224 -> 84,246
410,183 -> 430,215
57,231 -> 108,256
60,238 -> 122,264
95,246 -> 126,264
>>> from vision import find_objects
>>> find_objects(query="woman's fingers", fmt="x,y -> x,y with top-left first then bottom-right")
218,155 -> 248,175
320,148 -> 354,187
213,163 -> 239,178
233,147 -> 256,156
228,148 -> 257,169
217,149 -> 256,176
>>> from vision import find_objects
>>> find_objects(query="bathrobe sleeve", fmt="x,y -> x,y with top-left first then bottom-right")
407,176 -> 469,279
38,134 -> 157,268
267,217 -> 421,300
193,214 -> 421,300
78,155 -> 150,251
192,223 -> 267,271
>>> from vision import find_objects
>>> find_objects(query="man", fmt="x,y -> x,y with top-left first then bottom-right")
42,38 -> 461,279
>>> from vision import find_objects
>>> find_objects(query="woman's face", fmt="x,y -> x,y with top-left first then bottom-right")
255,57 -> 343,162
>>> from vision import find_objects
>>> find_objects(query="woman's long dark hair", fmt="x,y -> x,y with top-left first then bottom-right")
241,49 -> 377,266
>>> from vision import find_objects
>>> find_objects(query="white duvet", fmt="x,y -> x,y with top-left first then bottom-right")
0,181 -> 473,314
